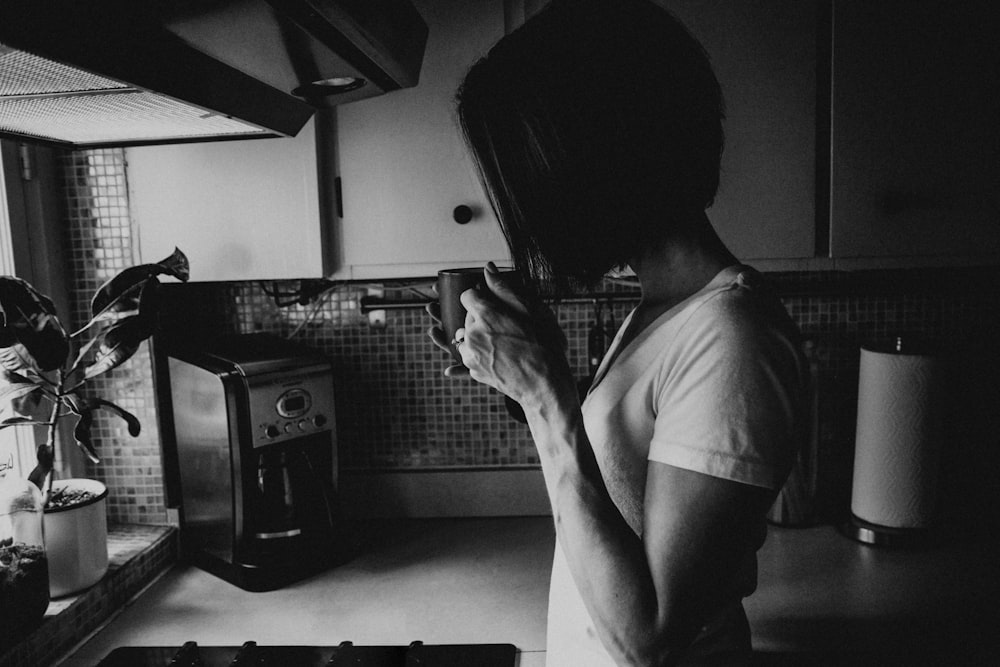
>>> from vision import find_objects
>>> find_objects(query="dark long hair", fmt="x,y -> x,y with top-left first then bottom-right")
457,0 -> 724,292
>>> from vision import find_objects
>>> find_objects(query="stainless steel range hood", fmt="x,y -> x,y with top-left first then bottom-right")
0,0 -> 427,148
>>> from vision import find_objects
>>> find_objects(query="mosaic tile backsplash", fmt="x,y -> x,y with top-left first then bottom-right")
59,148 -> 164,525
57,148 -> 1000,529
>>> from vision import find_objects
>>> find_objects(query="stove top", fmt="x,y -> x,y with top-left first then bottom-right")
95,641 -> 517,666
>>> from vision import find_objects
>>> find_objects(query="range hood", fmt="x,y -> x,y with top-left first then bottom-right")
0,0 -> 427,148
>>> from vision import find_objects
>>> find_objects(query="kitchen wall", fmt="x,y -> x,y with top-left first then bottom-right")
59,148 -> 163,525
61,148 -> 1000,531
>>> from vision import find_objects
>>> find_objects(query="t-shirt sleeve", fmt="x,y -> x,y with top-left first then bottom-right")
647,291 -> 805,489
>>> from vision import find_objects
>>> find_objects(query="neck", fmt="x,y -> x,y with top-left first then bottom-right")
629,211 -> 737,310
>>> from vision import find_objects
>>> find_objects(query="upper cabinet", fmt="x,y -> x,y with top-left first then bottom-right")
329,0 -> 510,280
661,0 -> 819,261
125,0 -> 998,282
830,0 -> 1000,260
330,0 -> 819,276
127,121 -> 326,282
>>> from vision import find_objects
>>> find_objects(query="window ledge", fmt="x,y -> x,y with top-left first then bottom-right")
0,524 -> 177,667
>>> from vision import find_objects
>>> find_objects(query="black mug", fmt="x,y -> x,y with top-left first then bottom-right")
436,268 -> 485,365
436,267 -> 527,423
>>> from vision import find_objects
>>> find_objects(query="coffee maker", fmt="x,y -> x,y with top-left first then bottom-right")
162,333 -> 342,591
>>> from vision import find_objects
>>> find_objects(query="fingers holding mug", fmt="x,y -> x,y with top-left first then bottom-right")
445,326 -> 471,378
427,324 -> 451,353
425,300 -> 442,323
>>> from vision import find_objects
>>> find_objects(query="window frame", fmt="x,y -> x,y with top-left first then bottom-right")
0,140 -> 80,480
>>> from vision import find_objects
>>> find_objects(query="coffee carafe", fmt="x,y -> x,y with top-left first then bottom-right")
253,444 -> 334,540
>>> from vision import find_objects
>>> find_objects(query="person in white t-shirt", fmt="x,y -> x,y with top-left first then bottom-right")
427,1 -> 809,664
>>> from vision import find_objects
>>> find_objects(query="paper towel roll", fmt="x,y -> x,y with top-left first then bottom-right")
851,345 -> 941,529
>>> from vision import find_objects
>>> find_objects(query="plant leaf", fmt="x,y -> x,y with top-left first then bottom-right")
153,247 -> 190,281
0,381 -> 42,419
68,279 -> 158,377
0,378 -> 41,400
0,276 -> 70,371
69,409 -> 100,464
0,350 -> 48,385
0,416 -> 48,429
67,333 -> 103,375
83,315 -> 154,380
0,368 -> 46,417
62,391 -> 84,415
1,369 -> 35,384
27,442 -> 53,491
0,343 -> 43,376
92,398 -> 140,437
82,248 -> 188,332
60,395 -> 138,464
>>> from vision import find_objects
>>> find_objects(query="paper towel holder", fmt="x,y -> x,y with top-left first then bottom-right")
841,335 -> 941,548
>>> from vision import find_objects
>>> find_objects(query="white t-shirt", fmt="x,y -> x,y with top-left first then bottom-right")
545,265 -> 807,666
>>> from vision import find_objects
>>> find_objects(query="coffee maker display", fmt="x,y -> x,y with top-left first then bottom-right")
162,333 -> 341,591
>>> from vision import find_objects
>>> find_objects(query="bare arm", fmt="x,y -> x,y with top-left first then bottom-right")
447,265 -> 773,667
529,399 -> 772,666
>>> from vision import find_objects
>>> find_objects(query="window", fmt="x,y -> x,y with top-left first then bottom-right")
0,146 -> 38,480
0,140 -> 75,481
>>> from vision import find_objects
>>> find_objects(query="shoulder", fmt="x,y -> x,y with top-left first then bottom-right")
654,273 -> 807,413
649,274 -> 807,489
674,276 -> 800,361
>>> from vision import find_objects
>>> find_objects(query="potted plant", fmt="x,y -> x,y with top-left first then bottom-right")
0,248 -> 188,601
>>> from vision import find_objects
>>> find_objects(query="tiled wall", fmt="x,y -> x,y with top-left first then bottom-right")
151,269 -> 1000,530
159,280 -> 636,470
59,149 -> 164,524
59,148 -> 1000,529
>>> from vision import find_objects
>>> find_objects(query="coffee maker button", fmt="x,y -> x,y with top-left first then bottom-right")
265,425 -> 280,438
298,420 -> 309,431
283,422 -> 295,434
313,414 -> 327,428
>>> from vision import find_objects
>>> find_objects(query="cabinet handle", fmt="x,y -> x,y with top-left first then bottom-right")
453,205 -> 474,225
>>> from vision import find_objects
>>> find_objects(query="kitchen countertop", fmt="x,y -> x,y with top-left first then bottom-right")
59,518 -> 999,666
746,523 -> 999,664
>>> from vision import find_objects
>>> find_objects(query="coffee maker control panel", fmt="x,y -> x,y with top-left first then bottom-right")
248,370 -> 335,446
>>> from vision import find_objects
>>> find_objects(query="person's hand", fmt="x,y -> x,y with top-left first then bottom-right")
426,263 -> 566,376
453,263 -> 575,410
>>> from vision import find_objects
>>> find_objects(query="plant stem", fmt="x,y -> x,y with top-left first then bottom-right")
47,370 -> 64,447
46,402 -> 59,444
41,370 -> 65,494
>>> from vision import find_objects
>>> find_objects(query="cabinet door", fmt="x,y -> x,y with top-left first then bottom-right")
662,0 -> 818,261
332,0 -> 510,279
126,120 -> 325,282
830,0 -> 1000,259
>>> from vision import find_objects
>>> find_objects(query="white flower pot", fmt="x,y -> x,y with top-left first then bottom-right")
43,479 -> 109,598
